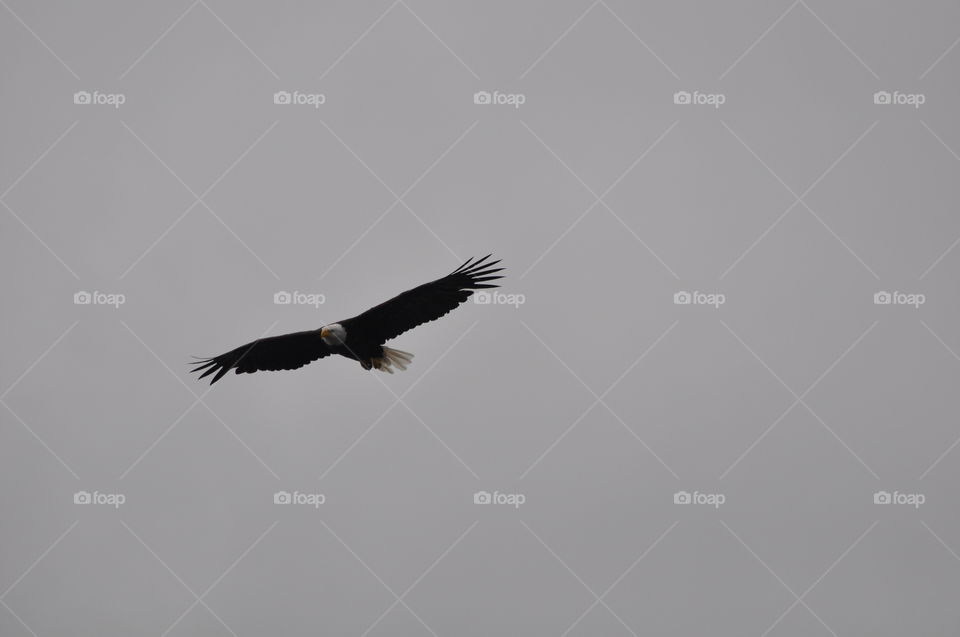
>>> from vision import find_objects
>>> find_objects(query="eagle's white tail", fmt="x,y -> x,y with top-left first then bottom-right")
373,347 -> 414,374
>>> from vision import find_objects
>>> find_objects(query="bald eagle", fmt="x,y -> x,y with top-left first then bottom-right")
191,255 -> 503,384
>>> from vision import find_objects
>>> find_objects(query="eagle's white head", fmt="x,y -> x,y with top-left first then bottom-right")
319,323 -> 346,345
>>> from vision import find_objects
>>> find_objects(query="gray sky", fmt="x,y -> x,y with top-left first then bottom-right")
3,1 -> 960,635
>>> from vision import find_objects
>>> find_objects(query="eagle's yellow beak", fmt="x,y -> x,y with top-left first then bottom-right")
320,328 -> 330,338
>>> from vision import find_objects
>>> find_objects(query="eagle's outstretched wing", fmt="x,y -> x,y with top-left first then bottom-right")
342,255 -> 503,344
191,330 -> 332,384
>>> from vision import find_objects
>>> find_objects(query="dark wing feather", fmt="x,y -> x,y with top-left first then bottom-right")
341,255 -> 503,344
190,330 -> 332,384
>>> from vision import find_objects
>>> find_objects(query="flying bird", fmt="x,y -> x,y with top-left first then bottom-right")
191,255 -> 503,384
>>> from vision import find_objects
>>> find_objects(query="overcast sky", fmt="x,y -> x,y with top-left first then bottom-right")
3,1 -> 960,635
